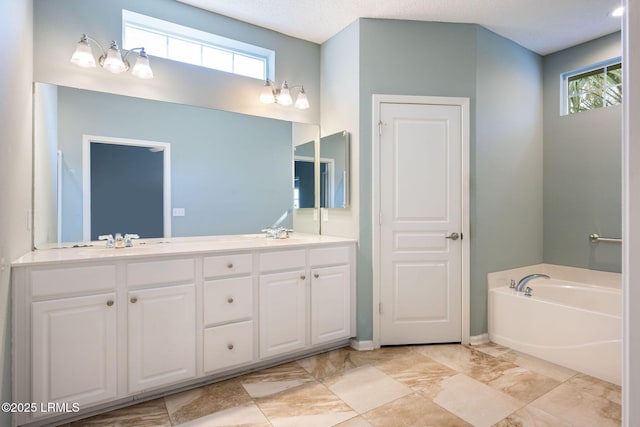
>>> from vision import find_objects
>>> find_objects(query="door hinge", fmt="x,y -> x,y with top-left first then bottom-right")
379,302 -> 382,314
379,212 -> 383,225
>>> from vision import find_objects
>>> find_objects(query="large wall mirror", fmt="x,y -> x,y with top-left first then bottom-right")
33,82 -> 320,248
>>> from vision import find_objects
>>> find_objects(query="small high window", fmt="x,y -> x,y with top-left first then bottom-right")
122,10 -> 274,81
562,59 -> 622,115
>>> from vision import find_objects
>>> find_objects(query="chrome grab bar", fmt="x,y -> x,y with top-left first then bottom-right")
589,233 -> 622,243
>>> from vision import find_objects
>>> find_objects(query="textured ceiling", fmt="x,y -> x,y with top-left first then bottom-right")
177,0 -> 622,55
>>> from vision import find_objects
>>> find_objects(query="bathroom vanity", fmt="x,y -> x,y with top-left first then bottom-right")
11,234 -> 356,426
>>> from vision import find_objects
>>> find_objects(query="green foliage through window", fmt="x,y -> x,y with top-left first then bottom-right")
567,62 -> 622,114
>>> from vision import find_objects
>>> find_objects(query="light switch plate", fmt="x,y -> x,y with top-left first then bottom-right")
321,209 -> 329,222
173,208 -> 185,217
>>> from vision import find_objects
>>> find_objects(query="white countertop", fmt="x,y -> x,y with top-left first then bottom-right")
13,233 -> 357,267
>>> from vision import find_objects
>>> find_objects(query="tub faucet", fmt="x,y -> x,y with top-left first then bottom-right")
516,274 -> 550,292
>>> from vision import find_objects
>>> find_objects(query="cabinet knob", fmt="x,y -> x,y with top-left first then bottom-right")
227,263 -> 234,269
300,275 -> 306,280
106,300 -> 114,307
314,273 -> 320,278
227,297 -> 234,304
130,297 -> 138,304
227,343 -> 234,350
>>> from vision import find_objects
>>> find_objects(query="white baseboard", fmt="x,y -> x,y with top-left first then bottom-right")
469,333 -> 490,346
349,339 -> 375,351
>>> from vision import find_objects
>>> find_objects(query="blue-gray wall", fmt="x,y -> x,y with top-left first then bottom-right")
543,32 -> 622,272
473,27 -> 544,334
352,20 -> 544,338
57,87 -> 293,241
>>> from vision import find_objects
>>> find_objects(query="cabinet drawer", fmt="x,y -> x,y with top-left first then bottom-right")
204,253 -> 252,278
259,250 -> 306,272
203,321 -> 254,373
309,246 -> 350,267
203,277 -> 253,325
127,258 -> 194,287
31,265 -> 116,298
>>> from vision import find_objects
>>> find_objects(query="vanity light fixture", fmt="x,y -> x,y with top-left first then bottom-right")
260,80 -> 309,110
611,6 -> 624,17
70,34 -> 154,79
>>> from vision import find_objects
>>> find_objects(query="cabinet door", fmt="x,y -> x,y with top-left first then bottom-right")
311,265 -> 351,345
32,293 -> 117,409
128,284 -> 196,393
259,270 -> 306,358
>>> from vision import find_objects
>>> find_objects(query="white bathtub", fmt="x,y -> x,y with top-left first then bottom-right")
488,269 -> 622,385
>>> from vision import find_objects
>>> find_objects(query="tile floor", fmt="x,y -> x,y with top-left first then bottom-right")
66,343 -> 621,427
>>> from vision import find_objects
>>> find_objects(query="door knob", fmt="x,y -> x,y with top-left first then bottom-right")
446,232 -> 460,241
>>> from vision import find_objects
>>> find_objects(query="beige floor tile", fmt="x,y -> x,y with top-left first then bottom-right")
566,373 -> 622,405
362,393 -> 472,427
471,342 -> 511,358
486,366 -> 561,403
70,398 -> 170,427
374,351 -> 458,397
240,361 -> 316,398
433,374 -> 524,427
164,378 -> 252,425
417,343 -> 519,383
530,381 -> 621,427
499,350 -> 576,382
493,405 -> 575,427
297,347 -> 358,379
323,365 -> 413,414
256,381 -> 356,425
335,416 -> 375,426
174,403 -> 270,427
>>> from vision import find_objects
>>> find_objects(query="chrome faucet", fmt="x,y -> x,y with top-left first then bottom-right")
262,227 -> 293,239
98,234 -> 115,248
515,273 -> 550,292
98,233 -> 139,248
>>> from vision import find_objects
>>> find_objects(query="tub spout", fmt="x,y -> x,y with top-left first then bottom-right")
516,274 -> 550,292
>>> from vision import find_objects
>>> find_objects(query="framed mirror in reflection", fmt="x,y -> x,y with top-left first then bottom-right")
32,82 -> 320,248
320,131 -> 350,209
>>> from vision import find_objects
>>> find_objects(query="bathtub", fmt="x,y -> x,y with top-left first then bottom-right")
488,267 -> 622,385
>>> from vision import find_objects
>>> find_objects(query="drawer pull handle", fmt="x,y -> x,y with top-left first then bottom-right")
227,263 -> 234,269
106,300 -> 114,307
130,297 -> 138,304
227,343 -> 234,350
314,273 -> 320,278
300,275 -> 306,280
227,297 -> 234,304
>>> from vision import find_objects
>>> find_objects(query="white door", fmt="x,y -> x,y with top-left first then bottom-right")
32,293 -> 117,409
378,101 -> 465,345
128,284 -> 196,393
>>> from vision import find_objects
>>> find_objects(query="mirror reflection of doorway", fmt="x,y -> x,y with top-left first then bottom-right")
91,143 -> 162,240
82,136 -> 171,241
294,158 -> 314,208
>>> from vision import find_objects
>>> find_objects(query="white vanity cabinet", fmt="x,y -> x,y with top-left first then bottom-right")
310,246 -> 352,345
202,253 -> 255,374
126,258 -> 197,393
28,265 -> 118,415
258,249 -> 307,359
12,235 -> 355,427
31,293 -> 118,411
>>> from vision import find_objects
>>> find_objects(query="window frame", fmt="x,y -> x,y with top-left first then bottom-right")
561,57 -> 622,116
122,10 -> 275,81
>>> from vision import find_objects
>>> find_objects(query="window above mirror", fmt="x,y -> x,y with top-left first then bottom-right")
123,10 -> 275,81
